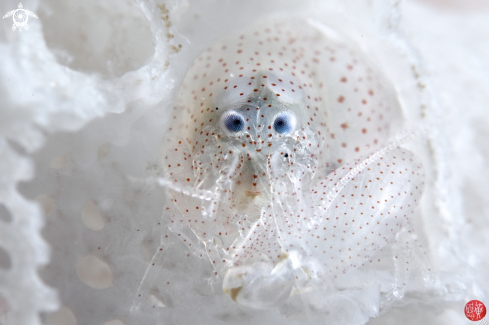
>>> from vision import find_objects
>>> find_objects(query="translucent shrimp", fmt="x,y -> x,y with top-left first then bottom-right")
138,18 -> 424,309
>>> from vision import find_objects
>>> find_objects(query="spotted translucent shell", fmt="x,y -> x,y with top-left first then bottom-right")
157,19 -> 424,308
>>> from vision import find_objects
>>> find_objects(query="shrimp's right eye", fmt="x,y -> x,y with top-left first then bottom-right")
221,111 -> 245,133
273,111 -> 297,135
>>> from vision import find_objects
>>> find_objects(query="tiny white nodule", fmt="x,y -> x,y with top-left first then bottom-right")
139,18 -> 424,309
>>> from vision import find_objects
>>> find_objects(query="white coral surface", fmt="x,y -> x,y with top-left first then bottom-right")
0,0 -> 487,324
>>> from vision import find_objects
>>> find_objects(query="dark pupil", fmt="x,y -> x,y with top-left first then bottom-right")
225,114 -> 244,132
274,116 -> 290,134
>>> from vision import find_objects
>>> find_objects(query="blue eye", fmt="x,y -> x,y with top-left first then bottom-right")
222,111 -> 245,133
273,112 -> 297,135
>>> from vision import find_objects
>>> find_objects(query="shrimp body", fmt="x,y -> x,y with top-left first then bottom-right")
160,19 -> 423,308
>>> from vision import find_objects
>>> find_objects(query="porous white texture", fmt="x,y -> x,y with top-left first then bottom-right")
0,0 -> 487,325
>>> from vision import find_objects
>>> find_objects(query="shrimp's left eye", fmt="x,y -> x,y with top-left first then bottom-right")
273,112 -> 297,135
221,110 -> 245,133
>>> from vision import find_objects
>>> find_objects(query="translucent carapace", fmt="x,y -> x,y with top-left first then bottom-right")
155,18 -> 423,308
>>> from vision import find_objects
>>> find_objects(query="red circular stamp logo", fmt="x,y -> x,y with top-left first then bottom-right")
465,300 -> 486,321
